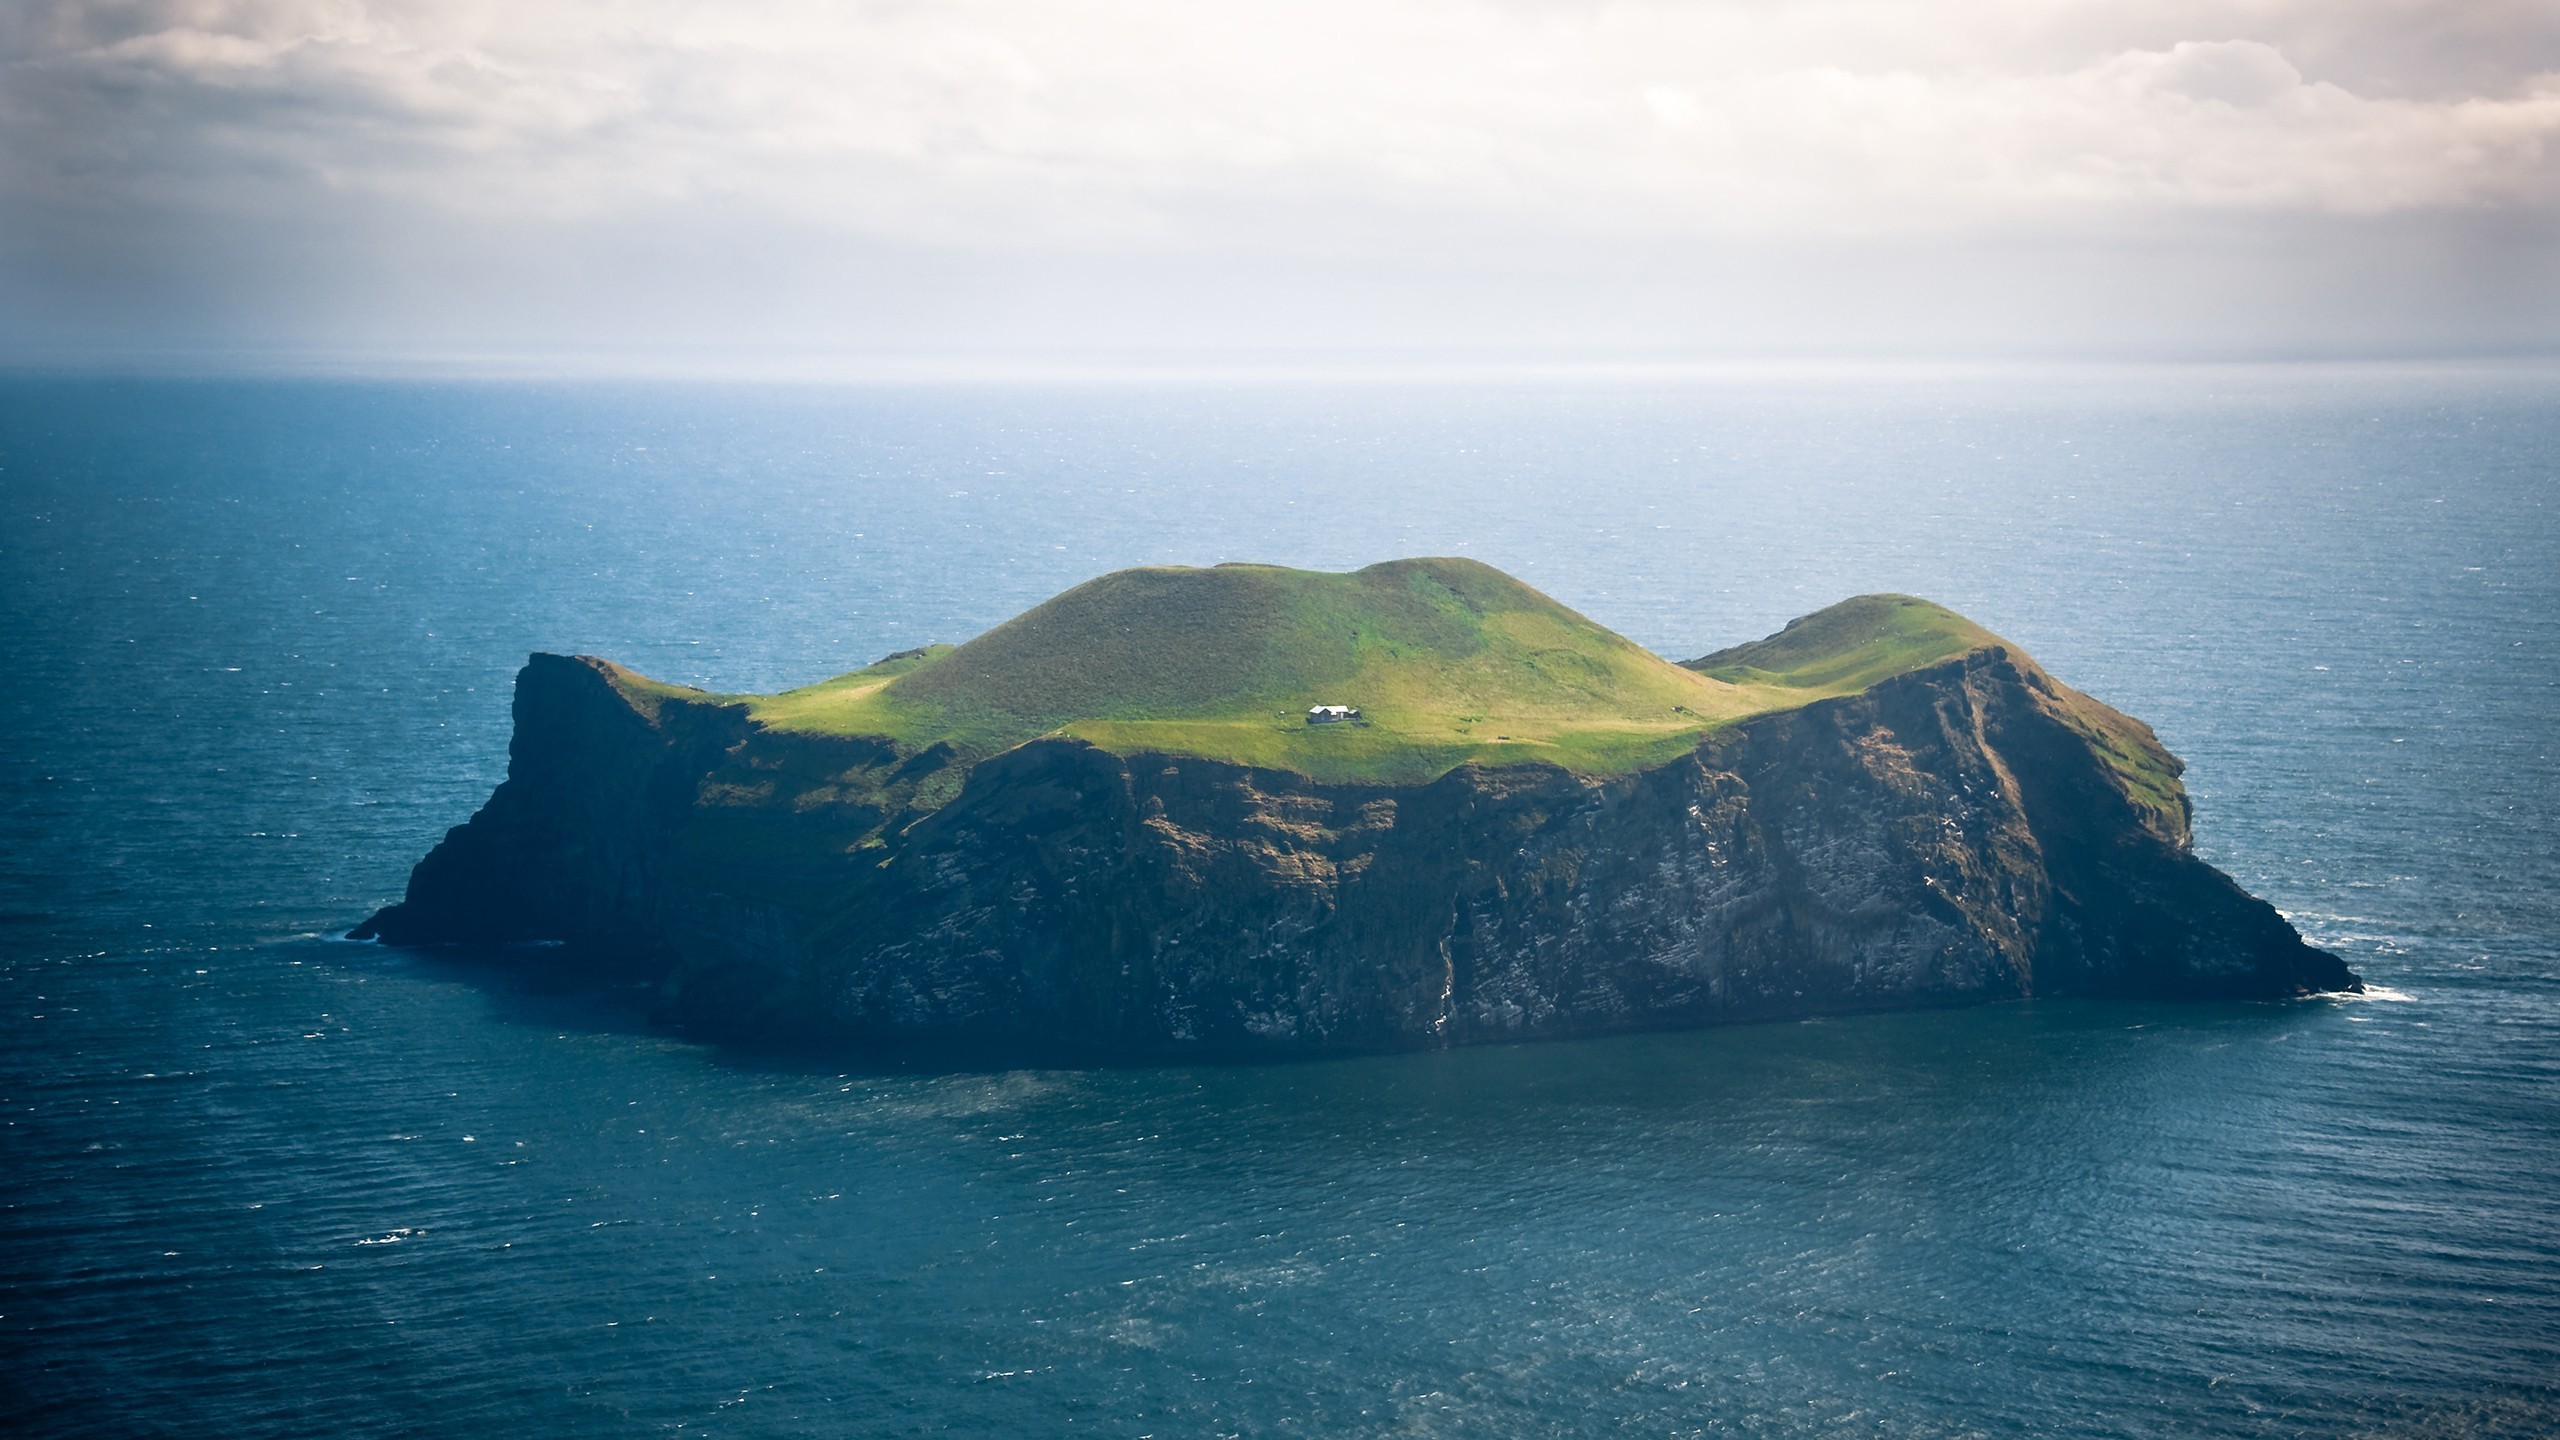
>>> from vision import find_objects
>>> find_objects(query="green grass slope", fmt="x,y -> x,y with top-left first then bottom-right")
718,560 -> 2007,785
1682,593 -> 2003,691
1684,592 -> 2188,837
745,559 -> 1707,781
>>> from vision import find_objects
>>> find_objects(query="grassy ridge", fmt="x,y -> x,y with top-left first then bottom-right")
746,559 -> 1738,781
1682,593 -> 2002,691
720,560 -> 2007,784
1683,591 -> 2187,836
577,561 -> 2185,840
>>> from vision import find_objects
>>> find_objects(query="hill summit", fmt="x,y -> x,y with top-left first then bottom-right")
725,558 -> 2003,783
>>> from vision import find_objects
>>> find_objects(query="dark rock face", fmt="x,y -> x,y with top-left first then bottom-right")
357,648 -> 2358,1058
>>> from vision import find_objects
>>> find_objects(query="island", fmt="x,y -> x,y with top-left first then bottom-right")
356,558 -> 2359,1057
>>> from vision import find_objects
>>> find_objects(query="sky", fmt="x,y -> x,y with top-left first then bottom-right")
2,0 -> 2556,368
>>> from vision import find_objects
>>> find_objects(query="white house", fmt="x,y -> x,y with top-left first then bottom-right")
1306,704 -> 1360,725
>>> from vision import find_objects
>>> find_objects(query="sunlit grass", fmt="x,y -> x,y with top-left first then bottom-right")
596,561 -> 2170,797
705,560 -> 2008,784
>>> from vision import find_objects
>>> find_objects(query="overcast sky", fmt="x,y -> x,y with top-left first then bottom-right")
3,0 -> 2555,367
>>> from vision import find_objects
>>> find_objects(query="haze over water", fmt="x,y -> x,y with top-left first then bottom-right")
2,366 -> 2555,1437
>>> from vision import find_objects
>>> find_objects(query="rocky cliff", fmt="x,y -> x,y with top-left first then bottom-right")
357,579 -> 2356,1059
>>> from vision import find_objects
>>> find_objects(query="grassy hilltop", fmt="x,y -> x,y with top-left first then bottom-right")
611,558 -> 2014,786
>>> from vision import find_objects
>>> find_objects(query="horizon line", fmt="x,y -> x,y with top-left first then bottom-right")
7,344 -> 2560,387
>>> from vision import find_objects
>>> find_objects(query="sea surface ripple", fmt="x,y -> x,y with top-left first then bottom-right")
2,367 -> 2554,1437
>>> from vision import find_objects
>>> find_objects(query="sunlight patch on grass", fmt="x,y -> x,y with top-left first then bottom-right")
713,563 -> 2016,784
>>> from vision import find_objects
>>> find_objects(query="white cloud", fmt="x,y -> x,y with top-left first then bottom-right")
2,0 -> 2555,356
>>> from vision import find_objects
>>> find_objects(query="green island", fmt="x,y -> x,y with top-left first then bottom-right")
360,554 -> 2356,1049
602,556 -> 2130,789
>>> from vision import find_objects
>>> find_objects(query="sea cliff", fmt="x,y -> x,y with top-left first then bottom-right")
357,562 -> 2356,1056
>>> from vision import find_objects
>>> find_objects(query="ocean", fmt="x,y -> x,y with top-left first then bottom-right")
2,367 -> 2554,1437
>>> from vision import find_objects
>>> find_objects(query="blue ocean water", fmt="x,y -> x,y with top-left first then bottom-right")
1,367 -> 2554,1437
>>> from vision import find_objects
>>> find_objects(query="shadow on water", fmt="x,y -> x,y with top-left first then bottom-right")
333,934 -> 673,1040
332,924 -> 2362,1135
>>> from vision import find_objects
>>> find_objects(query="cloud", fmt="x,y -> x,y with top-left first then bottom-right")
2,0 -> 2555,357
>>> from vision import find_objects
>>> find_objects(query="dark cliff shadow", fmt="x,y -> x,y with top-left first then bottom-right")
337,936 -> 677,1048
332,927 -> 2364,1099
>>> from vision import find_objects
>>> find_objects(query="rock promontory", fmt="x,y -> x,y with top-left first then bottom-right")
356,558 -> 2358,1057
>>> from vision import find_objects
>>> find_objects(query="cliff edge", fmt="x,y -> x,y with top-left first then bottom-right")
356,561 -> 2356,1057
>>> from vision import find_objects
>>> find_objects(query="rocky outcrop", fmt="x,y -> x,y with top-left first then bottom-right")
357,645 -> 2357,1058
